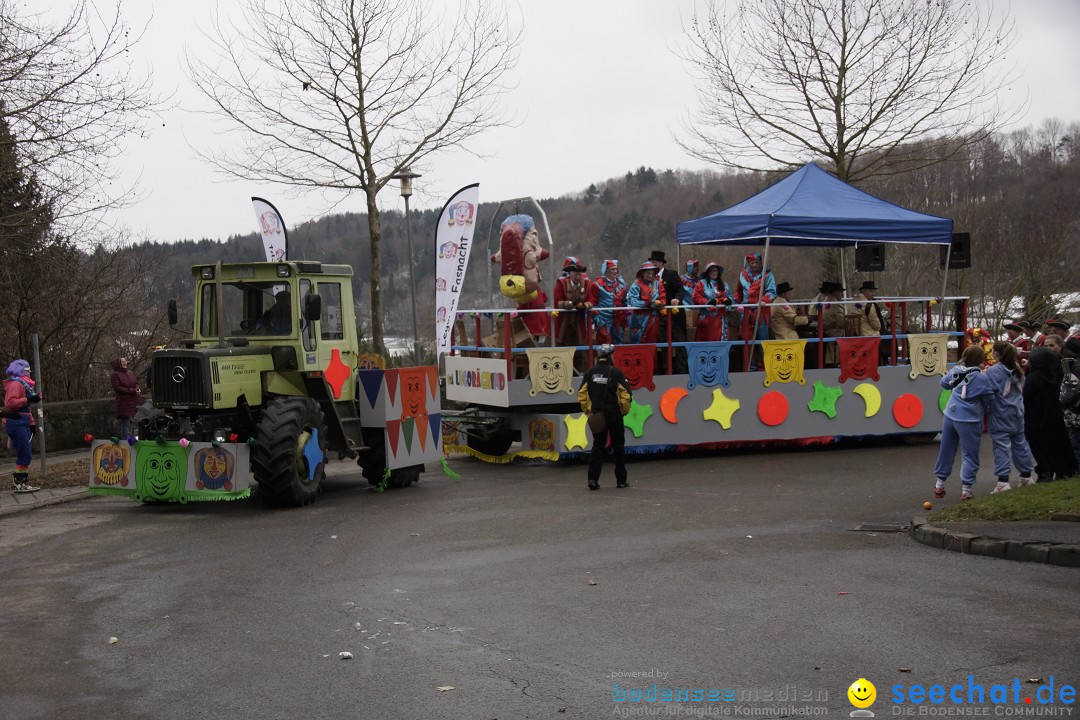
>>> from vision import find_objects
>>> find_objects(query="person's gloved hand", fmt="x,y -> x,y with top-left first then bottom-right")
27,394 -> 41,404
722,296 -> 733,306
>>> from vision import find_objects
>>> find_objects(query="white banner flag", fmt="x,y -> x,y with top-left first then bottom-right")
251,197 -> 288,261
435,184 -> 480,359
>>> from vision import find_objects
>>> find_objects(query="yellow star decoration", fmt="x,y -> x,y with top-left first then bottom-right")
564,413 -> 589,451
703,388 -> 741,430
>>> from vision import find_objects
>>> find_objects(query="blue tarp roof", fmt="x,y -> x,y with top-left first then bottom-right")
676,163 -> 953,247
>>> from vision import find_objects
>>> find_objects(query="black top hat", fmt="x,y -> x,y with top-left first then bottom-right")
819,281 -> 843,294
859,280 -> 877,291
1046,318 -> 1070,331
648,250 -> 667,263
776,282 -> 794,296
1003,322 -> 1023,332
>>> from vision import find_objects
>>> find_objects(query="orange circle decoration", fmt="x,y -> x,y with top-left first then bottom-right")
660,387 -> 689,424
757,390 -> 789,426
892,393 -> 924,428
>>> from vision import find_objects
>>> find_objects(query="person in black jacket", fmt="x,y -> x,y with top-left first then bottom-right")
577,344 -> 633,490
650,250 -> 688,374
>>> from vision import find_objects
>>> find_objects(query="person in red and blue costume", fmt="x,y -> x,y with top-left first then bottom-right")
733,253 -> 777,370
3,359 -> 41,493
692,262 -> 733,342
625,262 -> 666,344
587,259 -> 627,345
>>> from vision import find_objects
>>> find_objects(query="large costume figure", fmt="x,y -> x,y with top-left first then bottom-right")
553,257 -> 592,347
587,259 -> 627,345
625,262 -> 665,344
692,262 -> 732,342
490,214 -> 550,338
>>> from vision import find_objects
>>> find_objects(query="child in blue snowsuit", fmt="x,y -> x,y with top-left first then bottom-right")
934,345 -> 992,500
983,342 -> 1035,493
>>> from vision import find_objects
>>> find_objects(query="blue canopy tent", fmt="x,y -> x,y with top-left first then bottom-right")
676,162 -> 953,248
675,163 -> 957,363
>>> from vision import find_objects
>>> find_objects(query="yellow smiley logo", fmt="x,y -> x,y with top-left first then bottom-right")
848,678 -> 877,709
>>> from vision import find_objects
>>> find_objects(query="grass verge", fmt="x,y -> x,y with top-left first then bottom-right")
929,477 -> 1080,522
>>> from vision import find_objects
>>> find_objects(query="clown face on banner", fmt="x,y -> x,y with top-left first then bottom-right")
613,345 -> 657,391
526,348 -> 576,396
687,342 -> 732,390
194,446 -> 235,490
908,333 -> 948,379
837,337 -> 882,383
92,442 -> 132,487
399,368 -> 429,419
761,340 -> 807,387
136,445 -> 187,501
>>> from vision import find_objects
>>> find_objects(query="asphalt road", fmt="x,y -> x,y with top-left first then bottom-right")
1,441 -> 1077,719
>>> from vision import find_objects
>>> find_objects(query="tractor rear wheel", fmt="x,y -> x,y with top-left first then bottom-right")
252,397 -> 327,507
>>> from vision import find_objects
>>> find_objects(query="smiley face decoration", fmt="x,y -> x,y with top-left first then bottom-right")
686,342 -> 732,390
761,340 -> 807,387
526,348 -> 576,396
836,337 -> 881,383
907,334 -> 948,380
613,345 -> 657,391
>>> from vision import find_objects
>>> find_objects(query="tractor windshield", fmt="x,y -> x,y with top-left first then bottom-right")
199,281 -> 293,337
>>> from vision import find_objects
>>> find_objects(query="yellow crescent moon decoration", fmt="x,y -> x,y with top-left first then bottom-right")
852,382 -> 881,418
660,387 -> 689,424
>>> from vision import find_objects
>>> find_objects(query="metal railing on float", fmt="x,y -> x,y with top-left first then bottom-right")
449,296 -> 970,378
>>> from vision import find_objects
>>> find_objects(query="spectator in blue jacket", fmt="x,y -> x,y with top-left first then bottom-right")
934,345 -> 992,501
984,342 -> 1035,493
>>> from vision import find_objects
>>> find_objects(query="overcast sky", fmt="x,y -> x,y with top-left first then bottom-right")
111,0 -> 1080,244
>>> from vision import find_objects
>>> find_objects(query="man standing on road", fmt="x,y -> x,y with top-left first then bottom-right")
3,359 -> 41,493
578,344 -> 632,490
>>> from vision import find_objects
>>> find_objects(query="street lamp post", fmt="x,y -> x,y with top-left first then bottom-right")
391,167 -> 422,365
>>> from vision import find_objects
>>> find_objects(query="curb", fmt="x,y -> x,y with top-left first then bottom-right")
0,487 -> 92,519
911,516 -> 1080,568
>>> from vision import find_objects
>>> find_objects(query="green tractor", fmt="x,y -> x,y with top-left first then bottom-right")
88,260 -> 439,507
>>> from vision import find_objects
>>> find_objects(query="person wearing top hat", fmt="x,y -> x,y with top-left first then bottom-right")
850,280 -> 883,338
553,256 -> 592,348
1023,320 -> 1046,348
769,282 -> 808,340
625,261 -> 666,344
649,250 -> 688,373
1046,318 -> 1072,340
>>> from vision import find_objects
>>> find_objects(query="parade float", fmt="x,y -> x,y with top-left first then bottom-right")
440,164 -> 969,462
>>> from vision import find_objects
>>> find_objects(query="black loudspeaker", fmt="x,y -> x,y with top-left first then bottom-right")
855,244 -> 885,272
940,232 -> 972,269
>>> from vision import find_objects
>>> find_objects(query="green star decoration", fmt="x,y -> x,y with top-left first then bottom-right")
807,380 -> 843,419
623,399 -> 654,438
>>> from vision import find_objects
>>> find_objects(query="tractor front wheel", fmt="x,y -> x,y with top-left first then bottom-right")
252,397 -> 327,507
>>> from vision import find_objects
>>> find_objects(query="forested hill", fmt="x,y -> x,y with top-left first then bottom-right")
136,121 -> 1079,343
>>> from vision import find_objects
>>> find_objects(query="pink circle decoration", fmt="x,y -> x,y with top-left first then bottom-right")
892,393 -> 924,428
757,391 -> 789,426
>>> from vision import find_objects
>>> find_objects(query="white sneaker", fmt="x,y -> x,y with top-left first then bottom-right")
991,483 -> 1011,494
13,483 -> 40,493
960,487 -> 974,501
1019,476 -> 1035,487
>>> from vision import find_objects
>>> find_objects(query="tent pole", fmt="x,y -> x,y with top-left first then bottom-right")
839,247 -> 847,292
939,244 -> 952,326
749,238 -> 771,370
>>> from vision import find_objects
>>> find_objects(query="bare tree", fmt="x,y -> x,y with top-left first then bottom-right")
678,0 -> 1020,182
186,0 -> 520,355
0,0 -> 157,233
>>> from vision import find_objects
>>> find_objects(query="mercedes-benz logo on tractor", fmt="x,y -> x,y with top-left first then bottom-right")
171,366 -> 187,383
